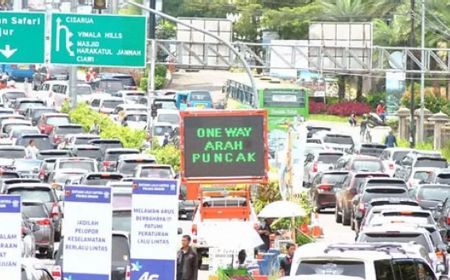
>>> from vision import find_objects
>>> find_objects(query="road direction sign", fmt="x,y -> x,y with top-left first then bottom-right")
50,13 -> 147,67
0,12 -> 45,64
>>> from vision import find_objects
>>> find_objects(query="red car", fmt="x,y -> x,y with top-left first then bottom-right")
38,113 -> 70,135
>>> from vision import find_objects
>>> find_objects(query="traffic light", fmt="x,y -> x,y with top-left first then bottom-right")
93,0 -> 106,9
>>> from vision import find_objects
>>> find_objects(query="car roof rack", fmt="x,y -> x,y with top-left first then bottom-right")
324,243 -> 406,255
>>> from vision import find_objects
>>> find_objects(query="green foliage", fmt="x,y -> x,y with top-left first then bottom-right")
156,21 -> 176,40
401,88 -> 448,114
397,138 -> 433,151
140,65 -> 167,92
68,103 -> 146,148
146,144 -> 181,172
442,141 -> 450,163
118,0 -> 143,15
253,181 -> 281,214
364,91 -> 386,109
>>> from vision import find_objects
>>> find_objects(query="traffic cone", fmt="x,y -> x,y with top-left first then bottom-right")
300,223 -> 310,235
311,212 -> 323,238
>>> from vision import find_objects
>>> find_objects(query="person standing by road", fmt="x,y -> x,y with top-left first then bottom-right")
280,243 -> 296,276
257,218 -> 274,252
385,130 -> 398,148
177,235 -> 198,280
376,101 -> 386,123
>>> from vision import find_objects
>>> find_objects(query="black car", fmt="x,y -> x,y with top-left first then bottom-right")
90,78 -> 125,94
54,232 -> 130,280
358,143 -> 387,157
308,171 -> 349,212
97,73 -> 137,89
16,134 -> 54,150
32,65 -> 69,90
409,184 -> 450,210
25,107 -> 57,126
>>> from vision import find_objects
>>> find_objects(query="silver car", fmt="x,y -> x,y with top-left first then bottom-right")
22,201 -> 55,258
304,150 -> 344,185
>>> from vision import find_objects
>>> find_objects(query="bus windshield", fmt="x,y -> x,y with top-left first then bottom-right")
263,90 -> 305,108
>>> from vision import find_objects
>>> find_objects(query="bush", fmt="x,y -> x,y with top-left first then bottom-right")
326,97 -> 340,105
401,88 -> 448,113
365,91 -> 386,109
140,65 -> 168,92
146,144 -> 181,172
69,103 -> 146,148
309,101 -> 327,114
326,102 -> 371,116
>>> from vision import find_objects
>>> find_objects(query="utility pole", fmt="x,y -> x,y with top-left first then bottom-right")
70,0 -> 78,109
409,0 -> 416,148
418,0 -> 426,142
146,0 -> 156,131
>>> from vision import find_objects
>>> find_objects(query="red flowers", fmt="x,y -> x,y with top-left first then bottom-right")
309,101 -> 371,116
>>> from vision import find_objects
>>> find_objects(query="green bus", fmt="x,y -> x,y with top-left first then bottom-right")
223,76 -> 309,133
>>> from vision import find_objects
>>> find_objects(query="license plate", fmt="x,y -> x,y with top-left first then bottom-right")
195,104 -> 205,108
18,65 -> 29,70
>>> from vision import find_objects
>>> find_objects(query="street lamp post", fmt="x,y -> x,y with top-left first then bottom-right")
126,0 -> 258,106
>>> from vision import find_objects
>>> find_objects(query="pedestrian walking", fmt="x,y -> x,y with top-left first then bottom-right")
26,140 -> 39,159
162,132 -> 170,147
280,243 -> 296,276
385,130 -> 398,148
348,113 -> 357,126
360,115 -> 370,142
177,235 -> 198,280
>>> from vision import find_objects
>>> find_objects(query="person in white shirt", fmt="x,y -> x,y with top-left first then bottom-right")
26,140 -> 39,159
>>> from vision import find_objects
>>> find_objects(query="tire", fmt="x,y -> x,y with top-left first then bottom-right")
54,230 -> 61,242
46,248 -> 54,259
342,207 -> 351,226
335,205 -> 342,223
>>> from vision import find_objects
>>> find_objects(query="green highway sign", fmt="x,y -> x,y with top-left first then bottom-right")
50,13 -> 147,68
0,12 -> 45,64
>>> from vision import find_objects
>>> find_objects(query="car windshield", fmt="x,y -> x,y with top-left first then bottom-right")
85,175 -> 122,186
103,100 -> 123,109
13,159 -> 41,171
99,81 -> 124,93
353,160 -> 383,172
19,102 -> 45,110
359,233 -> 432,253
190,92 -> 212,101
321,174 -> 347,185
8,189 -> 53,203
154,101 -> 177,110
0,149 -> 25,159
119,160 -> 155,174
105,151 -> 138,162
413,171 -> 432,182
436,174 -> 450,184
18,137 -> 53,150
363,188 -> 407,201
52,172 -> 85,184
4,92 -> 26,101
157,114 -> 179,124
418,186 -> 450,202
75,85 -> 92,95
153,126 -> 172,136
140,168 -> 172,178
415,159 -> 447,168
112,235 -> 129,262
75,149 -> 102,160
393,151 -> 410,161
22,205 -> 47,218
46,117 -> 70,126
323,135 -> 353,145
296,260 -> 365,277
125,115 -> 147,122
318,154 -> 342,164
59,161 -> 95,172
113,211 -> 131,232
55,127 -> 83,135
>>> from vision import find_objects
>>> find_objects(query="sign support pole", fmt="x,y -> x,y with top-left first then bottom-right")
126,0 -> 259,105
146,0 -> 156,131
70,0 -> 78,109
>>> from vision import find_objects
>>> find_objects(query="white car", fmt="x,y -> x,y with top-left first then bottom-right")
313,131 -> 355,152
289,242 -> 442,279
155,109 -> 180,127
113,90 -> 146,104
89,96 -> 123,114
379,147 -> 414,177
121,111 -> 147,130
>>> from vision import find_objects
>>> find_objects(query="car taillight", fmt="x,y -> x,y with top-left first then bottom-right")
389,163 -> 395,169
51,204 -> 60,218
103,161 -> 111,167
359,202 -> 365,213
192,224 -> 197,243
318,184 -> 332,192
52,265 -> 62,280
312,162 -> 318,172
436,250 -> 445,262
125,265 -> 131,280
447,214 -> 450,225
21,227 -> 26,236
39,167 -> 45,179
36,218 -> 51,226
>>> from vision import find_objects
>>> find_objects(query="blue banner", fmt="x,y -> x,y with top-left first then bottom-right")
0,195 -> 21,279
0,195 -> 21,213
65,186 -> 111,204
131,179 -> 178,280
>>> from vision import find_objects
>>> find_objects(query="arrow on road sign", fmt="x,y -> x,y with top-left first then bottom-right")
0,45 -> 17,59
